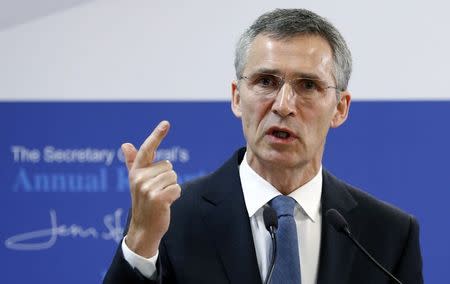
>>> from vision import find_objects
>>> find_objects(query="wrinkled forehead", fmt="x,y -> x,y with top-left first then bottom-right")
244,34 -> 335,81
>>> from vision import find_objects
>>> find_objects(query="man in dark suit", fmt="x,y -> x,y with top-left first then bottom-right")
104,9 -> 423,284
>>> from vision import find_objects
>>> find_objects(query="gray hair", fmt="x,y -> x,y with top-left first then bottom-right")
234,9 -> 352,91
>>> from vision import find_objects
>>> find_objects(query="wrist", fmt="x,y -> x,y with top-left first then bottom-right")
125,228 -> 160,258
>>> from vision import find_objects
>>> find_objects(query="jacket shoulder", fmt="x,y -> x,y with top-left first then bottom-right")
347,182 -> 416,225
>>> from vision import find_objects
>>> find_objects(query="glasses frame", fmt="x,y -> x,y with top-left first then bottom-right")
239,73 -> 342,100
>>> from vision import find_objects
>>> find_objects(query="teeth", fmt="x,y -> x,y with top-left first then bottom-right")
274,131 -> 289,138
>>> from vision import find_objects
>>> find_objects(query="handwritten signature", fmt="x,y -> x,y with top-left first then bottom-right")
4,208 -> 125,251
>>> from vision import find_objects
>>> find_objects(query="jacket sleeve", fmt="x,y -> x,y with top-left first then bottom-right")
103,241 -> 159,284
394,216 -> 424,284
102,209 -> 175,284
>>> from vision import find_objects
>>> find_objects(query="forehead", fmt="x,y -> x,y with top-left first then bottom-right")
244,34 -> 334,80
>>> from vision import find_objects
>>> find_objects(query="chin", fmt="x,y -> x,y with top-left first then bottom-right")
260,149 -> 303,169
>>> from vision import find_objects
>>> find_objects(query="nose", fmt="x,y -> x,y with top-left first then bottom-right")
271,82 -> 297,117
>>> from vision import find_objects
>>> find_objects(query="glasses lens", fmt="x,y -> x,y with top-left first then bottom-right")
292,78 -> 333,98
244,73 -> 336,99
248,73 -> 282,95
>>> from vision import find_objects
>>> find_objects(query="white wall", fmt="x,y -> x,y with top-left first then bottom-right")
1,0 -> 449,101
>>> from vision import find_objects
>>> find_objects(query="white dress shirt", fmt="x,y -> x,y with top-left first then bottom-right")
122,152 -> 323,284
240,153 -> 322,284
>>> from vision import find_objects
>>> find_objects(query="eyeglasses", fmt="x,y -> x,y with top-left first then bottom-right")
239,73 -> 341,100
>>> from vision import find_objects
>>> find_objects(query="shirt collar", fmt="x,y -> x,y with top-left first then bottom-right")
239,152 -> 322,222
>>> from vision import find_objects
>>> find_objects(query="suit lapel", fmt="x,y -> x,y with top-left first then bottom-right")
196,150 -> 362,284
317,170 -> 359,284
199,149 -> 261,284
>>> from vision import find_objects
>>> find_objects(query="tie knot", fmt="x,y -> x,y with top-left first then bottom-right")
269,195 -> 297,217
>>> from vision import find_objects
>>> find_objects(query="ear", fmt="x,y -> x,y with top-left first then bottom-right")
330,90 -> 351,128
231,80 -> 242,118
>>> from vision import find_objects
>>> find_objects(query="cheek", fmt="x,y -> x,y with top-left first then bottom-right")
241,107 -> 258,138
301,103 -> 335,138
241,98 -> 260,123
240,98 -> 271,138
238,100 -> 255,141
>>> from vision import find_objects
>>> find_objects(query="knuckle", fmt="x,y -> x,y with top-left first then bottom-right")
131,173 -> 145,189
146,188 -> 165,203
164,160 -> 173,170
174,185 -> 182,197
146,188 -> 158,200
140,180 -> 153,192
174,184 -> 181,192
170,170 -> 177,181
168,185 -> 181,202
135,186 -> 148,199
160,169 -> 174,180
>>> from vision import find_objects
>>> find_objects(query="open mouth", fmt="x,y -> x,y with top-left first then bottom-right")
272,130 -> 291,139
267,127 -> 296,140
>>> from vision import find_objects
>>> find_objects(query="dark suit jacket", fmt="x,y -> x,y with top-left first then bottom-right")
104,148 -> 423,284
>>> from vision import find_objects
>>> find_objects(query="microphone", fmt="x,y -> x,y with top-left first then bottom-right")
263,206 -> 278,284
326,209 -> 403,284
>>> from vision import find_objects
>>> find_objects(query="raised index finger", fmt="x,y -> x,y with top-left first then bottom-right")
133,120 -> 170,169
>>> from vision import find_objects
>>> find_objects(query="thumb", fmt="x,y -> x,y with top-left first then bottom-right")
121,143 -> 138,171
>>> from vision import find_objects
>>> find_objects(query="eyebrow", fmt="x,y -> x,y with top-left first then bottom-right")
250,68 -> 326,81
292,72 -> 324,81
250,68 -> 283,76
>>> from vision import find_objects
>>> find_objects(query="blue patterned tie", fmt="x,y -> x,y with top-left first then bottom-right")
269,195 -> 301,284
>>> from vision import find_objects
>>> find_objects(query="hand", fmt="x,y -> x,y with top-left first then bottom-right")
122,121 -> 181,258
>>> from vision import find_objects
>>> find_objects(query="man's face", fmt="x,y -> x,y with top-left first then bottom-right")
231,34 -> 351,173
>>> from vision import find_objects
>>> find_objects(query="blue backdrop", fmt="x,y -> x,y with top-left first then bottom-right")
1,102 -> 448,283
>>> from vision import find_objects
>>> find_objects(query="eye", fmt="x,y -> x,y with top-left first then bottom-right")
260,77 -> 272,86
300,79 -> 318,90
293,78 -> 326,96
253,74 -> 280,88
